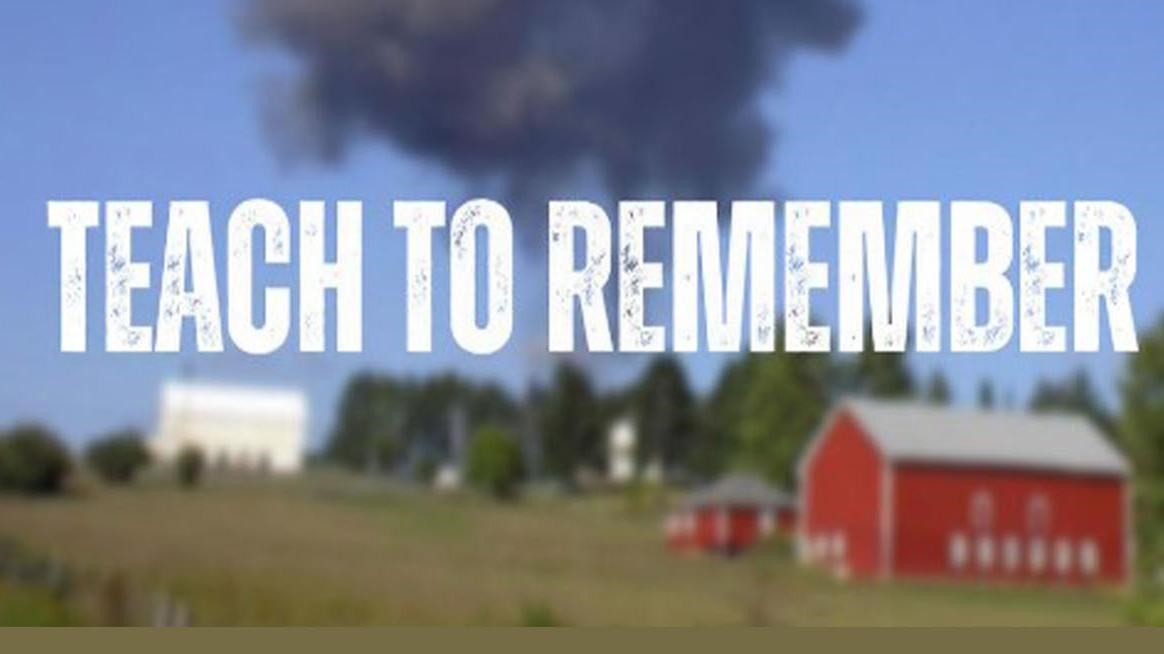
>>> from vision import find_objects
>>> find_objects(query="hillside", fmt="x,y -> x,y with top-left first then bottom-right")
0,474 -> 1126,626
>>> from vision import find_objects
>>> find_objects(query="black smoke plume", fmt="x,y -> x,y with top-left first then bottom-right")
244,0 -> 861,211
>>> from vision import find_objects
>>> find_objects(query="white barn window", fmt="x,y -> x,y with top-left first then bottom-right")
969,491 -> 995,530
1079,539 -> 1100,577
1002,535 -> 1021,573
1026,495 -> 1051,533
1054,538 -> 1073,576
976,535 -> 995,571
948,532 -> 969,571
1028,538 -> 1047,574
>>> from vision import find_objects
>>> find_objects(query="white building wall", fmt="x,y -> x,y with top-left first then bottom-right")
152,381 -> 307,474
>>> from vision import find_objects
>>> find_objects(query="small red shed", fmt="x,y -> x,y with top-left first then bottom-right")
797,399 -> 1131,585
667,474 -> 797,555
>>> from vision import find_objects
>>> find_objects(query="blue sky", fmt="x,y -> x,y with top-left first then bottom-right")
2,0 -> 1163,448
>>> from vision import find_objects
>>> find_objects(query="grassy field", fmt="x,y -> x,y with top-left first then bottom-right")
0,473 -> 1130,626
0,583 -> 75,626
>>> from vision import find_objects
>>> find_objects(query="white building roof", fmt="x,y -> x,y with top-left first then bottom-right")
161,381 -> 307,421
834,398 -> 1128,477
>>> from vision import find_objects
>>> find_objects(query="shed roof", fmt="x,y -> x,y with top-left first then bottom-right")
683,473 -> 795,510
835,398 -> 1129,477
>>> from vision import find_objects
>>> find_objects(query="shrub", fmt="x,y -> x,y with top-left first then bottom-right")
0,426 -> 71,495
1127,568 -> 1164,626
466,426 -> 524,500
0,584 -> 75,626
85,430 -> 150,485
518,600 -> 562,627
175,446 -> 205,489
1129,512 -> 1164,625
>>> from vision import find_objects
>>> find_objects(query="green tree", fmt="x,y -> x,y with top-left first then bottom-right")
538,362 -> 602,483
1030,369 -> 1115,437
977,379 -> 996,410
1121,316 -> 1164,585
735,353 -> 831,487
838,328 -> 914,399
326,372 -> 520,475
466,426 -> 524,499
175,446 -> 205,489
1122,316 -> 1164,480
697,355 -> 761,479
85,430 -> 150,485
326,373 -> 410,472
0,426 -> 71,495
631,356 -> 697,475
924,370 -> 951,405
854,352 -> 914,398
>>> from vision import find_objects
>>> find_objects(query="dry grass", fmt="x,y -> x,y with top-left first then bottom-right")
0,473 -> 1128,626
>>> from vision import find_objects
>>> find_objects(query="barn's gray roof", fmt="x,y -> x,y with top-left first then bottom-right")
683,473 -> 794,510
836,398 -> 1129,477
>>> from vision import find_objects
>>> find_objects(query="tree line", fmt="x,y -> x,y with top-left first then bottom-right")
321,322 -> 1150,491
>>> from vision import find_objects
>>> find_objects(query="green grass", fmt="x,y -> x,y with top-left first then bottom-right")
0,473 -> 1129,626
0,583 -> 75,626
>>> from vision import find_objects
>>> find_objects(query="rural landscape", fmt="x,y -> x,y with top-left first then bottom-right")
5,0 -> 1164,633
3,318 -> 1164,625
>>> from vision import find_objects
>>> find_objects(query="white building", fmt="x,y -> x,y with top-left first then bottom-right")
433,463 -> 463,493
152,381 -> 307,474
607,417 -> 637,484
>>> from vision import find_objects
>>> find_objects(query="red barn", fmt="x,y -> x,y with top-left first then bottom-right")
797,399 -> 1131,585
667,474 -> 797,555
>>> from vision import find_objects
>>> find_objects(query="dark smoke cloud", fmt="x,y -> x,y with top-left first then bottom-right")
245,0 -> 861,208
